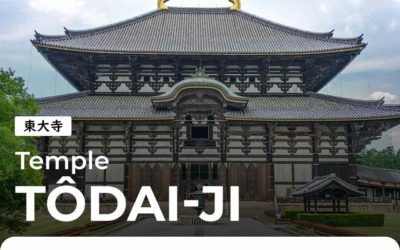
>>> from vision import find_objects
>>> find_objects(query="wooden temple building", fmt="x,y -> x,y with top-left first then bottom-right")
32,0 -> 400,201
291,174 -> 363,213
357,165 -> 400,204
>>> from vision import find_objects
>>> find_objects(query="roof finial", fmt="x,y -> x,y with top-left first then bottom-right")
229,0 -> 241,11
158,0 -> 169,10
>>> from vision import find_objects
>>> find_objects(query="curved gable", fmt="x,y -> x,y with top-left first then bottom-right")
151,72 -> 249,109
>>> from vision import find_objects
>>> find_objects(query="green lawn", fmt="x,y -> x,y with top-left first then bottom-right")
0,211 -> 91,244
342,213 -> 400,242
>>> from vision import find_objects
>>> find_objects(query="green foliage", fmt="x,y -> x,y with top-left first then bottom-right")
284,211 -> 304,221
284,210 -> 334,221
357,147 -> 400,170
297,213 -> 385,227
0,68 -> 43,233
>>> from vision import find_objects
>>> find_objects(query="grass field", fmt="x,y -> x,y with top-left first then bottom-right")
0,211 -> 91,244
342,213 -> 400,242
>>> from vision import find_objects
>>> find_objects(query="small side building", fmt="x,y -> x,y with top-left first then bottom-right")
291,174 -> 363,213
357,165 -> 400,205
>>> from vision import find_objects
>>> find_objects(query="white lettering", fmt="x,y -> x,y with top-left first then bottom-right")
15,186 -> 46,221
199,186 -> 224,222
128,187 -> 165,222
15,152 -> 30,170
47,186 -> 85,222
91,186 -> 126,221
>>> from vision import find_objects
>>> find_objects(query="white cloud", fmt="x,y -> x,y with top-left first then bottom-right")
27,0 -> 108,26
370,127 -> 400,150
369,91 -> 398,103
318,3 -> 330,14
349,0 -> 363,9
28,0 -> 84,16
388,19 -> 399,31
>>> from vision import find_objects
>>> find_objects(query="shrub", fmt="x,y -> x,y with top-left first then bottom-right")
297,213 -> 384,227
292,220 -> 369,236
284,211 -> 303,221
313,224 -> 368,236
292,220 -> 313,228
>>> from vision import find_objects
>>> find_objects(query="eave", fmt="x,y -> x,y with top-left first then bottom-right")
32,41 -> 366,56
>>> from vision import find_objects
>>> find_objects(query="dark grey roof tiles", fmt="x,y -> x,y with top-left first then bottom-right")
357,165 -> 400,184
383,105 -> 400,111
33,7 -> 365,55
226,93 -> 400,121
38,93 -> 174,120
37,92 -> 400,121
291,174 -> 363,197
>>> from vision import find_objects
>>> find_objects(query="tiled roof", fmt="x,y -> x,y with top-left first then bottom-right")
37,92 -> 400,121
32,7 -> 365,55
357,165 -> 400,184
291,174 -> 363,197
37,91 -> 174,120
226,93 -> 400,121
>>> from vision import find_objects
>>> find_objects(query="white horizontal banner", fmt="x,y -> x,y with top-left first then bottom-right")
1,237 -> 398,250
15,116 -> 72,137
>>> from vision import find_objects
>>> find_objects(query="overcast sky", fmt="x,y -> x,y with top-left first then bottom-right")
1,0 -> 399,150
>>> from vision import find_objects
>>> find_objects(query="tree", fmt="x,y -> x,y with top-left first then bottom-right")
357,147 -> 400,170
0,69 -> 43,233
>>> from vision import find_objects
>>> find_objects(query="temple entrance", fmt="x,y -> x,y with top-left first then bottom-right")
180,163 -> 219,198
126,163 -> 273,201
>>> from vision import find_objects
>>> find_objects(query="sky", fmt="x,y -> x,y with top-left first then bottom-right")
0,0 -> 399,150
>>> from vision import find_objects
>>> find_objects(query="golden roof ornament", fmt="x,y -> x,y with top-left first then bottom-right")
157,0 -> 241,11
229,0 -> 241,10
158,0 -> 169,10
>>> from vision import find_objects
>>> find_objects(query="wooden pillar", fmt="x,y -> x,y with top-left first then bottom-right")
73,123 -> 87,195
220,121 -> 227,163
208,163 -> 213,183
219,163 -> 228,200
314,197 -> 318,212
373,187 -> 376,202
175,163 -> 181,191
382,183 -> 386,198
303,196 -> 307,212
39,137 -> 50,188
347,125 -> 358,184
338,199 -> 341,213
266,123 -> 275,198
173,122 -> 180,163
124,122 -> 133,197
226,164 -> 230,203
332,199 -> 336,213
311,124 -> 320,178
346,197 -> 349,213
186,163 -> 191,197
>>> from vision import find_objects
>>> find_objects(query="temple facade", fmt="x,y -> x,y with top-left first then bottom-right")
33,0 -> 400,201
